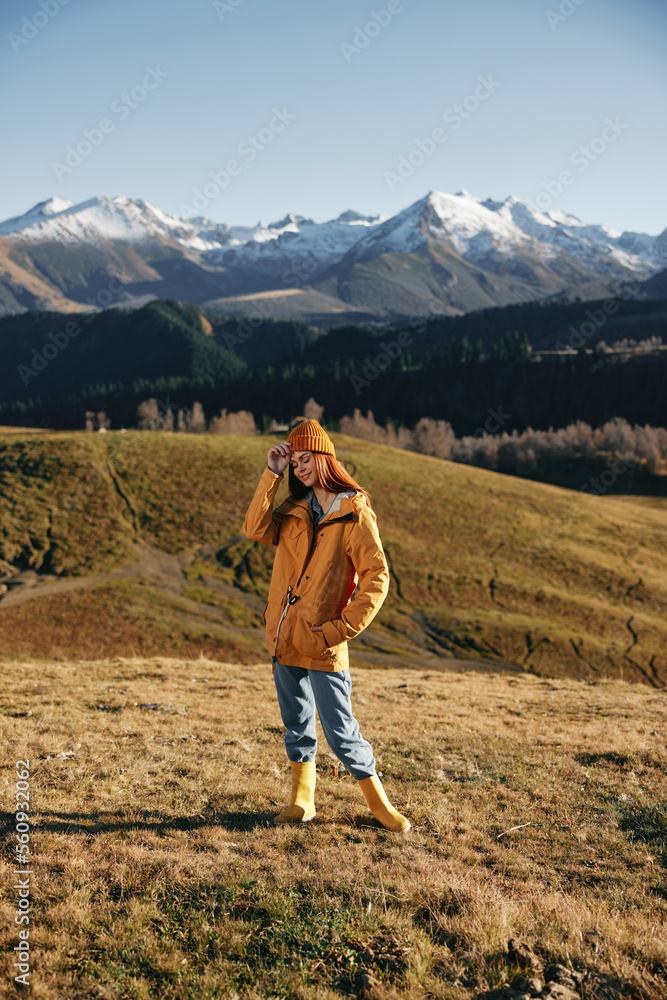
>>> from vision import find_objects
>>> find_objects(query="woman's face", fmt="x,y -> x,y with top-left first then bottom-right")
290,450 -> 320,487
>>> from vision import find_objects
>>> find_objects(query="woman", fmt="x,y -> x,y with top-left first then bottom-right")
243,418 -> 410,833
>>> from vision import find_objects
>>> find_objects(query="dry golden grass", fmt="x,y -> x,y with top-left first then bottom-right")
1,656 -> 665,999
0,581 -> 264,664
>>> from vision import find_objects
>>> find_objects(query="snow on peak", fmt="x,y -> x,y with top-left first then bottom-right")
38,196 -> 75,216
0,194 -> 160,244
0,196 -> 76,235
419,190 -> 529,256
0,189 -> 662,275
347,189 -> 661,274
269,212 -> 308,230
334,209 -> 381,225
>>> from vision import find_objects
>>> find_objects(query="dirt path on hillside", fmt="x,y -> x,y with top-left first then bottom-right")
0,545 -> 521,675
0,544 -> 186,609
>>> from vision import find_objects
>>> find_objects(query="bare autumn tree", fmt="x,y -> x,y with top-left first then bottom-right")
340,409 -> 383,443
408,418 -> 457,460
635,425 -> 667,473
303,397 -> 324,421
340,409 -> 411,449
339,409 -> 667,479
189,402 -> 206,433
173,403 -> 206,432
87,410 -> 111,431
593,417 -> 636,458
137,399 -> 161,431
138,400 -> 206,432
210,409 -> 257,435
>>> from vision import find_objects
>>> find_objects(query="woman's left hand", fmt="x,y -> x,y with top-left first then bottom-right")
309,625 -> 323,632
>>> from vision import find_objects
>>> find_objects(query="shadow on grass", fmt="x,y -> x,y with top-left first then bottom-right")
1,800 -> 281,837
618,799 -> 667,870
2,803 -> 397,843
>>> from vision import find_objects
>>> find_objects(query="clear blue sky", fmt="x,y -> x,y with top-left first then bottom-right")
2,0 -> 665,234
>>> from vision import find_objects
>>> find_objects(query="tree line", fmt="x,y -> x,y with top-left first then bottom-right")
83,397 -> 665,493
0,297 -> 665,437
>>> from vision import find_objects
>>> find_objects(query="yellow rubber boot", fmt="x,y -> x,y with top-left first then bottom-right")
357,774 -> 411,833
274,761 -> 317,824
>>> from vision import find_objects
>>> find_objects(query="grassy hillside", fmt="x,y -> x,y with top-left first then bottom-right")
0,431 -> 666,686
0,656 -> 665,998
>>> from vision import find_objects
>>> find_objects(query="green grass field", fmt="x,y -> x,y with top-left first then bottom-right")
0,430 -> 666,685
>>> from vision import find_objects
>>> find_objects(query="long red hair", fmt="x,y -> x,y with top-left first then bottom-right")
288,452 -> 372,508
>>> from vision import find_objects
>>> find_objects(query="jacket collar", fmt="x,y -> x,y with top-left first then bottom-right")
281,496 -> 311,522
305,488 -> 356,521
281,492 -> 358,525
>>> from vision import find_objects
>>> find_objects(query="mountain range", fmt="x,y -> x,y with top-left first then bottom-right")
1,190 -> 665,325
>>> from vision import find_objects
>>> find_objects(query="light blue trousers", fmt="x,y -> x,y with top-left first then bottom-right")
273,660 -> 376,779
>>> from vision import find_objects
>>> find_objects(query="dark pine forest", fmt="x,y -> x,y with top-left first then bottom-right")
0,296 -> 665,435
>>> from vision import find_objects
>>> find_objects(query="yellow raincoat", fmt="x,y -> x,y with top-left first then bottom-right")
243,467 -> 390,672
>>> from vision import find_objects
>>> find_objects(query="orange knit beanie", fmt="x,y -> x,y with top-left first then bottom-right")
287,419 -> 335,456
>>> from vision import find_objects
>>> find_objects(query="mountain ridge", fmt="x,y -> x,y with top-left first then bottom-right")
1,190 -> 664,324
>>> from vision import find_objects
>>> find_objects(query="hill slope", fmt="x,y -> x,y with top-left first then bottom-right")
0,431 -> 665,685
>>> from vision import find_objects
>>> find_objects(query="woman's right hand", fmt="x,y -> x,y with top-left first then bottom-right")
267,441 -> 292,475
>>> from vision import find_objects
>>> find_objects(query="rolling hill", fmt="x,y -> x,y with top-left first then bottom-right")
0,430 -> 665,686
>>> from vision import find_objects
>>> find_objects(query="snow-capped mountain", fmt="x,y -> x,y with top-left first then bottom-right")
0,194 -> 384,254
345,190 -> 660,274
0,191 -> 663,323
0,195 -> 225,249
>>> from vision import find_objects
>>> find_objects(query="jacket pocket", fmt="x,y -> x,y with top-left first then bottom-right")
290,615 -> 330,660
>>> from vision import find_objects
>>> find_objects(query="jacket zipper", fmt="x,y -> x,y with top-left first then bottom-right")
293,509 -> 355,592
272,584 -> 299,666
318,511 -> 354,526
271,508 -> 355,665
